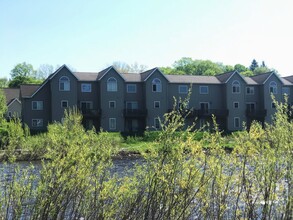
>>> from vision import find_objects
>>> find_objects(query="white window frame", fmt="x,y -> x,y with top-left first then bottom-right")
178,85 -> 188,94
233,102 -> 239,109
32,101 -> 43,110
59,76 -> 70,91
154,101 -> 160,108
61,100 -> 68,108
32,119 -> 43,127
246,86 -> 255,95
269,81 -> 277,94
234,117 -> 240,129
127,84 -> 137,93
154,118 -> 160,129
271,102 -> 276,109
81,83 -> 92,92
152,78 -> 162,92
107,77 -> 117,92
109,101 -> 116,108
232,80 -> 240,94
109,118 -> 116,130
199,86 -> 209,94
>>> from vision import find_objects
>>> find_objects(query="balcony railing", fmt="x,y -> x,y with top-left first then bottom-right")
123,109 -> 147,117
80,108 -> 101,118
245,109 -> 267,118
196,109 -> 229,118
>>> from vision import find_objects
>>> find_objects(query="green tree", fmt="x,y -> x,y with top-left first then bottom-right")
0,90 -> 7,121
0,78 -> 8,88
249,59 -> 259,71
8,62 -> 42,88
37,64 -> 55,79
234,64 -> 248,73
253,66 -> 271,75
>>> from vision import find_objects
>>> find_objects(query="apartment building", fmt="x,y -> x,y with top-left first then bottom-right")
19,65 -> 293,133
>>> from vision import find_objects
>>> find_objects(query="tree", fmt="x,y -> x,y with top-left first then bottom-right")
0,78 -> 8,88
249,59 -> 259,71
0,90 -> 7,121
234,64 -> 248,73
253,66 -> 271,75
112,61 -> 148,73
8,62 -> 41,88
37,64 -> 55,79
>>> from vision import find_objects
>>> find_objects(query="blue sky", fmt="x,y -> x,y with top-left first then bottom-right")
1,0 -> 293,78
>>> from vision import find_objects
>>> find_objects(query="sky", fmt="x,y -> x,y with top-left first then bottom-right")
1,0 -> 293,79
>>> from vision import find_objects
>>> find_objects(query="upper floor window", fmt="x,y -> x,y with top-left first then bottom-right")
81,83 -> 91,92
200,86 -> 209,94
32,101 -> 43,110
154,101 -> 160,108
179,85 -> 188,94
269,81 -> 277,94
232,81 -> 240,94
59,76 -> 70,91
246,87 -> 254,95
152,78 -> 162,92
80,101 -> 93,110
233,102 -> 239,109
282,87 -> 290,96
107,77 -> 117,92
127,84 -> 137,93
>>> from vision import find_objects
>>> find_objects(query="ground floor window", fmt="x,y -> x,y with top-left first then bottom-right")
234,117 -> 240,129
154,118 -> 160,129
109,118 -> 116,130
32,119 -> 43,127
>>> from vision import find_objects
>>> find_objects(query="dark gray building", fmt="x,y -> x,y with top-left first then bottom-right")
19,65 -> 293,133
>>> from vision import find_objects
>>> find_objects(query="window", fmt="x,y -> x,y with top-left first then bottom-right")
179,85 -> 188,94
81,83 -> 91,92
127,84 -> 137,93
107,77 -> 117,92
271,102 -> 276,109
61,100 -> 68,108
126,102 -> 138,109
109,101 -> 116,108
109,118 -> 116,130
233,102 -> 239,109
154,118 -> 160,129
152,78 -> 162,92
282,87 -> 290,96
154,101 -> 160,108
32,101 -> 43,110
232,81 -> 240,94
199,86 -> 209,94
80,101 -> 93,110
59,76 -> 70,91
8,111 -> 12,117
269,81 -> 277,94
32,119 -> 43,127
234,117 -> 240,129
246,87 -> 254,95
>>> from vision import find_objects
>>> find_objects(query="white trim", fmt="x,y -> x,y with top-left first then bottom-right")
61,100 -> 68,108
233,102 -> 239,109
269,81 -> 277,94
7,98 -> 21,108
234,117 -> 240,129
126,101 -> 138,109
81,83 -> 92,92
98,66 -> 126,81
107,77 -> 118,92
263,72 -> 283,85
109,118 -> 116,130
126,84 -> 137,93
246,86 -> 255,95
32,101 -> 43,110
80,101 -> 93,109
143,68 -> 169,82
199,86 -> 209,94
109,101 -> 116,108
59,76 -> 70,91
178,85 -> 188,94
152,78 -> 162,92
154,117 -> 160,129
225,70 -> 246,83
32,119 -> 44,127
154,101 -> 160,108
199,102 -> 210,109
232,80 -> 241,94
30,65 -> 76,98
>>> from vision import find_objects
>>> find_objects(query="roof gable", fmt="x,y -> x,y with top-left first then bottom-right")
216,70 -> 246,84
284,75 -> 293,83
141,68 -> 169,82
97,66 -> 125,81
7,98 -> 21,108
2,88 -> 20,104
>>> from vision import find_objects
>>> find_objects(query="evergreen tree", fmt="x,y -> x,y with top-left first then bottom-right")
249,59 -> 259,71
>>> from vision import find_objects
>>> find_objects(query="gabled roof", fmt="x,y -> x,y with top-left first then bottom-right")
216,71 -> 235,83
20,84 -> 40,98
7,98 -> 21,108
166,75 -> 221,84
250,72 -> 273,84
283,75 -> 293,83
141,67 -> 169,82
73,72 -> 100,81
280,78 -> 292,86
2,88 -> 20,105
120,73 -> 142,82
244,77 -> 258,85
97,66 -> 125,81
